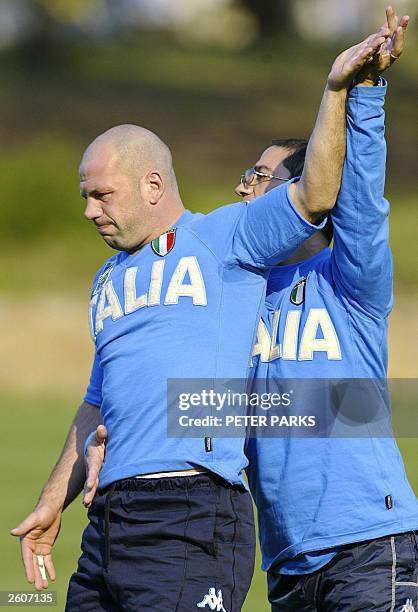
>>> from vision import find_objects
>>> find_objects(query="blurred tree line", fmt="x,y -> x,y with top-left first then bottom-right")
240,0 -> 292,36
14,0 -> 295,69
16,1 -> 55,68
6,0 -> 417,58
0,0 -> 416,292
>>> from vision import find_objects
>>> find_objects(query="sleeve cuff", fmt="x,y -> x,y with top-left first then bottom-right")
84,392 -> 102,409
349,78 -> 387,98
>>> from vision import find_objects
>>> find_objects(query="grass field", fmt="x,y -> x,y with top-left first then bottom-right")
0,30 -> 417,611
0,393 -> 416,611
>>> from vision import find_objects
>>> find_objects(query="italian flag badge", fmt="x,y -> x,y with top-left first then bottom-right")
151,229 -> 176,256
290,277 -> 307,305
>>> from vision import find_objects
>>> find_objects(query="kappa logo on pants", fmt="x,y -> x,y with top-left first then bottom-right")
399,599 -> 415,612
197,587 -> 227,611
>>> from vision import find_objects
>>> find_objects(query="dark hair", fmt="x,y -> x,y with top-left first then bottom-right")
271,138 -> 308,178
271,137 -> 334,245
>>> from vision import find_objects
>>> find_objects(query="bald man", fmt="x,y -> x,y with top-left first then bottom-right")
11,27 -> 391,612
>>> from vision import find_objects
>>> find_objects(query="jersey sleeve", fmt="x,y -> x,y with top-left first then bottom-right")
189,179 -> 326,269
331,81 -> 393,319
84,349 -> 103,407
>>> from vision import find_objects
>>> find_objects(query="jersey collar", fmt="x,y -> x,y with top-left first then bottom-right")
170,209 -> 194,228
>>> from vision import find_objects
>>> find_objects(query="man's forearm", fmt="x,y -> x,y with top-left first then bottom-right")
38,401 -> 102,513
294,86 -> 347,221
289,26 -> 391,222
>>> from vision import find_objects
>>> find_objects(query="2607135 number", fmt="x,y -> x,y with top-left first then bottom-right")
0,591 -> 56,606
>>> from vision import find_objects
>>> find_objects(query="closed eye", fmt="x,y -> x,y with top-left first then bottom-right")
97,192 -> 112,202
82,191 -> 113,201
254,165 -> 272,174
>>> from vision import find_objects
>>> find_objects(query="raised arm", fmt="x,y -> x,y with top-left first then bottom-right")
331,9 -> 409,318
205,25 -> 392,270
289,26 -> 390,223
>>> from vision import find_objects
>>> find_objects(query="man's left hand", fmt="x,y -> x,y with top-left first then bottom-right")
356,5 -> 409,85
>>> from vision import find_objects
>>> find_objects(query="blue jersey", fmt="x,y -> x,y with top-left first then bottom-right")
84,182 -> 324,489
246,83 -> 418,574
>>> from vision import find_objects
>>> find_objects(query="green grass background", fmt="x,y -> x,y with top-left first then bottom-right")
0,394 -> 416,610
0,32 -> 417,610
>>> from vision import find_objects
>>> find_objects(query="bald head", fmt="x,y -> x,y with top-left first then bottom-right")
82,124 -> 177,188
80,125 -> 185,253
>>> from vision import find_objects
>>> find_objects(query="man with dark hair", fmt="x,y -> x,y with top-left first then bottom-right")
236,137 -> 334,269
244,9 -> 418,611
243,138 -> 335,251
271,138 -> 308,177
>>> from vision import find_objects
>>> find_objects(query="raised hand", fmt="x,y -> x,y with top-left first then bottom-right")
83,424 -> 107,508
327,26 -> 390,91
356,6 -> 409,85
11,504 -> 61,590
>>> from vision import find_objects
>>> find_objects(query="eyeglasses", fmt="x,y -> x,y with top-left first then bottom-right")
240,167 -> 289,189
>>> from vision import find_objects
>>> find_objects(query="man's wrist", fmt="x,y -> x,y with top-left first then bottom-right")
355,75 -> 385,87
324,82 -> 348,97
357,79 -> 376,87
36,497 -> 63,516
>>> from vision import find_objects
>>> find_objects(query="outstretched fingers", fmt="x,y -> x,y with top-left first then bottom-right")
390,17 -> 409,59
399,14 -> 410,30
85,470 -> 98,491
44,555 -> 56,582
386,5 -> 398,36
83,424 -> 107,507
83,462 -> 100,507
32,555 -> 48,591
21,540 -> 35,584
354,30 -> 390,69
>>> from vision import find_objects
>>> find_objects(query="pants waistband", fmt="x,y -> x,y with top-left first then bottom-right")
105,471 -> 226,493
136,467 -> 208,479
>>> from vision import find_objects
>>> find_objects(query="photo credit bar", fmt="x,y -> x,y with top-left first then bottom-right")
167,378 -> 418,438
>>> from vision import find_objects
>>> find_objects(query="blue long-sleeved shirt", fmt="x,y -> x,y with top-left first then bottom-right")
246,82 -> 418,574
84,181 -> 325,489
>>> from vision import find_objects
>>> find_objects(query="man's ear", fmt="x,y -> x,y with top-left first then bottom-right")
143,170 -> 164,205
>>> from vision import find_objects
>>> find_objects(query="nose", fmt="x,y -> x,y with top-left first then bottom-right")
234,181 -> 253,200
84,197 -> 103,221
